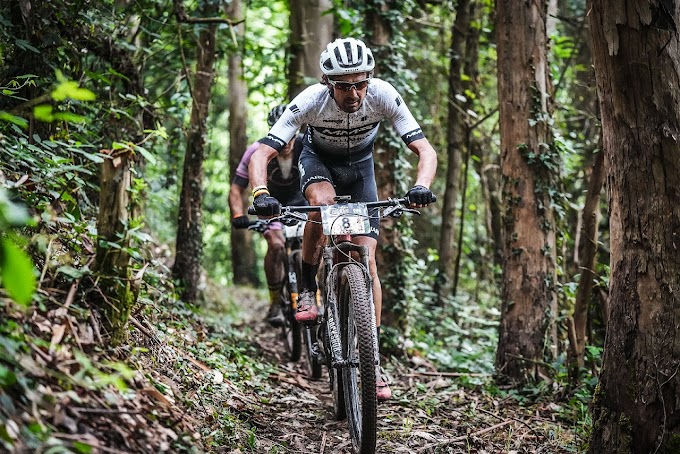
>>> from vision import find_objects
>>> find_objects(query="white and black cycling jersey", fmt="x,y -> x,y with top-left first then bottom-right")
261,78 -> 425,164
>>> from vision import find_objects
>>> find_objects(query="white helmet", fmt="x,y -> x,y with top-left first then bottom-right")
319,38 -> 375,76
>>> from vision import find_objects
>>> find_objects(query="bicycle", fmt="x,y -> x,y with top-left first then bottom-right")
252,195 -> 422,454
243,218 -> 323,378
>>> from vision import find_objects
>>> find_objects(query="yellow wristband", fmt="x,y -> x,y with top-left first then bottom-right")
252,188 -> 270,198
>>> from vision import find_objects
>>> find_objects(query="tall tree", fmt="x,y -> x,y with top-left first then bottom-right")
288,0 -> 333,98
366,1 -> 405,335
568,149 -> 604,379
495,0 -> 558,383
587,0 -> 680,451
436,0 -> 472,300
227,0 -> 258,286
172,1 -> 219,303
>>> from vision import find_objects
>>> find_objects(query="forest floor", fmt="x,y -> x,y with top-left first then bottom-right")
1,284 -> 586,454
217,290 -> 583,454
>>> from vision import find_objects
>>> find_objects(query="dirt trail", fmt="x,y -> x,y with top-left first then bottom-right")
231,297 -> 579,454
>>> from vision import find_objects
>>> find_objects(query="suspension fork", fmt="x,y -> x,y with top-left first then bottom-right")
323,237 -> 374,368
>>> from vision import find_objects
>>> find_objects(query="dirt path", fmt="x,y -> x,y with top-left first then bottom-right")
231,297 -> 580,454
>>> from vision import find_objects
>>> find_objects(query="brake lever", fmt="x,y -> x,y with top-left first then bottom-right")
383,206 -> 421,218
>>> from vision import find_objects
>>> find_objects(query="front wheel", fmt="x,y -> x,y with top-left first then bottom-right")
280,285 -> 301,362
339,264 -> 377,454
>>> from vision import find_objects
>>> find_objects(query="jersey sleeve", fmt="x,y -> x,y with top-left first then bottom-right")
260,85 -> 325,151
232,141 -> 261,188
377,80 -> 426,145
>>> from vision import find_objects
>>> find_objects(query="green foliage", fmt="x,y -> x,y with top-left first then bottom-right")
0,188 -> 36,307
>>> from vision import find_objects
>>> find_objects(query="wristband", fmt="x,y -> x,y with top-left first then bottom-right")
252,185 -> 269,198
252,189 -> 270,198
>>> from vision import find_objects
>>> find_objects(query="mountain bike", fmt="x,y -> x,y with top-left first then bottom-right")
244,219 -> 322,377
253,196 -> 421,454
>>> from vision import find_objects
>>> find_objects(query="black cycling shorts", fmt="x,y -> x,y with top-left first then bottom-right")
299,148 -> 380,239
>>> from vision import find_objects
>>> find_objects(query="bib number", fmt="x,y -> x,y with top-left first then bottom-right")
320,203 -> 370,235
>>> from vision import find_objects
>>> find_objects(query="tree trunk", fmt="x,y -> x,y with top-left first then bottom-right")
172,15 -> 217,303
95,150 -> 134,345
568,150 -> 604,380
227,0 -> 258,286
288,0 -> 333,99
495,0 -> 558,384
366,1 -> 405,335
435,0 -> 470,301
588,1 -> 680,451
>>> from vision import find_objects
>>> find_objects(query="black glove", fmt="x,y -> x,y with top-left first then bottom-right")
253,192 -> 281,216
405,185 -> 436,206
231,215 -> 250,229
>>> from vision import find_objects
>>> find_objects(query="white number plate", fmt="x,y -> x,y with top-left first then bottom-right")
320,203 -> 370,235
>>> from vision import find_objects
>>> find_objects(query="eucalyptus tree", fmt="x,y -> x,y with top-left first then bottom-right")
227,0 -> 258,286
548,0 -> 605,381
288,0 -> 334,98
435,0 -> 481,301
587,0 -> 680,451
172,0 -> 220,302
495,0 -> 559,383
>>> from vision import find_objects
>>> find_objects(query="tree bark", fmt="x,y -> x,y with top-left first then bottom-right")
227,0 -> 258,286
588,0 -> 680,451
568,150 -> 604,380
94,150 -> 133,345
172,12 -> 217,303
287,0 -> 334,99
495,0 -> 558,384
366,1 -> 405,335
435,0 -> 470,301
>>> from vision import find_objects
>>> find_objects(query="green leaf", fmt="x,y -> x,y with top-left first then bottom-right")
51,81 -> 96,102
0,363 -> 17,387
33,104 -> 54,122
73,441 -> 94,454
53,112 -> 87,123
56,265 -> 88,280
0,111 -> 28,128
111,141 -> 131,151
15,39 -> 39,53
132,144 -> 156,164
0,238 -> 36,306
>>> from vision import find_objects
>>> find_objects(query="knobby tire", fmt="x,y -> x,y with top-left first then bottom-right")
280,284 -> 302,362
339,264 -> 377,454
304,326 -> 323,379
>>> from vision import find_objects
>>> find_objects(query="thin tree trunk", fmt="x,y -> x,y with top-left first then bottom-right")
587,0 -> 680,451
366,1 -> 405,336
95,150 -> 133,345
495,0 -> 558,384
568,149 -> 603,381
227,0 -> 258,286
172,14 -> 217,303
435,0 -> 470,301
288,0 -> 333,99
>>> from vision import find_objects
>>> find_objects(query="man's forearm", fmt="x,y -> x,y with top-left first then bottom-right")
228,184 -> 246,217
248,144 -> 278,189
409,139 -> 438,187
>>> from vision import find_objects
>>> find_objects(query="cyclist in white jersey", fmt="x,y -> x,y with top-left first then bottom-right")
248,37 -> 437,400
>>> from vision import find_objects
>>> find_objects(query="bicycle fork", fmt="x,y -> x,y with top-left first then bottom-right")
323,240 -> 378,369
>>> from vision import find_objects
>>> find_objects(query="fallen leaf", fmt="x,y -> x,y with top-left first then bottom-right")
49,324 -> 67,353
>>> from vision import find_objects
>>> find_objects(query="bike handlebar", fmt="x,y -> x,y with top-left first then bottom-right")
247,197 -> 427,216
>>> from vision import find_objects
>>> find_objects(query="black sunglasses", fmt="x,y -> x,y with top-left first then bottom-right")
328,78 -> 371,92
